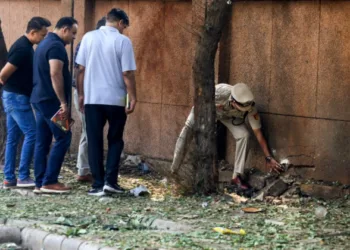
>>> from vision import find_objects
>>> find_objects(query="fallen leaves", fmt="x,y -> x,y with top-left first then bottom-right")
241,207 -> 263,213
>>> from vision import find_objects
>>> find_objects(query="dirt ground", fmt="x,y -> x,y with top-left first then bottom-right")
0,158 -> 349,250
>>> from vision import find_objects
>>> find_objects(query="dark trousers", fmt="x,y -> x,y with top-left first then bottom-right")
32,100 -> 72,187
85,104 -> 127,189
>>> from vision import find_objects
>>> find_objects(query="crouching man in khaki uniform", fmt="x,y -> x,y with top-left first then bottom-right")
171,83 -> 283,190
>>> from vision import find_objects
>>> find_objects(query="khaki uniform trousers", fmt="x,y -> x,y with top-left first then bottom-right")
73,89 -> 90,176
171,108 -> 249,176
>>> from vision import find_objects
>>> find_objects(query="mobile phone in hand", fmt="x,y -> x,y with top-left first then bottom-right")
126,94 -> 130,109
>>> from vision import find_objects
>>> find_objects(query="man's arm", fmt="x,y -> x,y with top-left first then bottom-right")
0,62 -> 17,85
76,65 -> 85,112
123,70 -> 136,114
49,59 -> 68,119
253,128 -> 283,173
0,18 -> 8,70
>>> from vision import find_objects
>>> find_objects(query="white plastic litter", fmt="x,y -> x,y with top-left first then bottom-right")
130,185 -> 150,197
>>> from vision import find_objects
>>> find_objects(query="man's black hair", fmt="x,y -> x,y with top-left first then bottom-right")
55,17 -> 78,30
107,8 -> 129,26
26,17 -> 51,33
96,17 -> 106,30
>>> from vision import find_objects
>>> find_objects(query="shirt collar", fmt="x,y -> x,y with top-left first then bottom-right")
47,32 -> 65,45
99,26 -> 120,34
22,35 -> 34,46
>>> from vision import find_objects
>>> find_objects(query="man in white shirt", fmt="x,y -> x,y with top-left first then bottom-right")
76,8 -> 137,196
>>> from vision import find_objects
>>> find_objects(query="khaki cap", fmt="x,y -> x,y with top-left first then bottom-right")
231,83 -> 254,112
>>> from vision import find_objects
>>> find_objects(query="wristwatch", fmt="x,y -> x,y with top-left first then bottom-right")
265,156 -> 273,162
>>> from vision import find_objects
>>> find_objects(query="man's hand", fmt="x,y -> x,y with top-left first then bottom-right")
59,103 -> 69,120
266,157 -> 284,174
125,99 -> 136,115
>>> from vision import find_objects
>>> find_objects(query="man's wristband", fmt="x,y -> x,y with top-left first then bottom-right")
265,156 -> 273,162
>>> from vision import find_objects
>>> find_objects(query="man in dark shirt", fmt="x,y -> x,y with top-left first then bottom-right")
31,17 -> 78,194
0,17 -> 51,189
0,17 -> 7,70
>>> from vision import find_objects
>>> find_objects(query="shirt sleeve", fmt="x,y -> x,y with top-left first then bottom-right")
47,45 -> 65,62
247,106 -> 262,130
7,48 -> 29,67
121,38 -> 136,72
75,36 -> 87,67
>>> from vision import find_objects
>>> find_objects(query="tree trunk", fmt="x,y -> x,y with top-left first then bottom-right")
192,0 -> 230,193
0,23 -> 8,164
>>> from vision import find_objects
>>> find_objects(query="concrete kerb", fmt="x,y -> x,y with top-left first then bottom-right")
21,227 -> 51,250
0,226 -> 21,245
0,218 -> 118,250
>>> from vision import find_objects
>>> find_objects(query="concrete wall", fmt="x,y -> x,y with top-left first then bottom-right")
0,0 -> 349,184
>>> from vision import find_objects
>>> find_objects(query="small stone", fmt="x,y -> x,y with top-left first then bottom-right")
267,179 -> 288,197
253,192 -> 264,202
248,172 -> 278,190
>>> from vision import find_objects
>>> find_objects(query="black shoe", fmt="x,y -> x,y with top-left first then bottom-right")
103,183 -> 125,194
88,188 -> 105,196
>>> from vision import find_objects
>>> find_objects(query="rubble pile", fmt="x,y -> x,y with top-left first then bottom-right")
218,160 -> 350,202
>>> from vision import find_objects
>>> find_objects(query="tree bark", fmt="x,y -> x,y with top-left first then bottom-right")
0,23 -> 8,164
192,0 -> 230,193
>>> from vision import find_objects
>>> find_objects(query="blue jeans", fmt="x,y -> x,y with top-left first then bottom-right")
32,100 -> 72,187
1,91 -> 36,181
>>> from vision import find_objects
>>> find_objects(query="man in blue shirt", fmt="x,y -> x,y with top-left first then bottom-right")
31,17 -> 78,194
0,17 -> 51,189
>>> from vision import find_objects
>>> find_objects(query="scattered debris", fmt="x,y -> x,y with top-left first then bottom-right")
264,219 -> 285,226
241,207 -> 263,213
98,197 -> 115,204
128,216 -> 191,232
213,227 -> 246,235
123,155 -> 142,167
138,161 -> 150,174
248,171 -> 277,190
225,192 -> 248,204
315,206 -> 328,218
102,225 -> 119,231
267,179 -> 289,196
130,185 -> 150,197
201,202 -> 208,208
252,192 -> 264,202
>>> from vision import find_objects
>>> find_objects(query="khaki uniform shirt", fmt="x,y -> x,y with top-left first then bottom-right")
215,83 -> 261,130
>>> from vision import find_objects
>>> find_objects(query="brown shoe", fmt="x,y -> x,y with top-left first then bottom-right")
76,174 -> 93,182
41,183 -> 71,194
